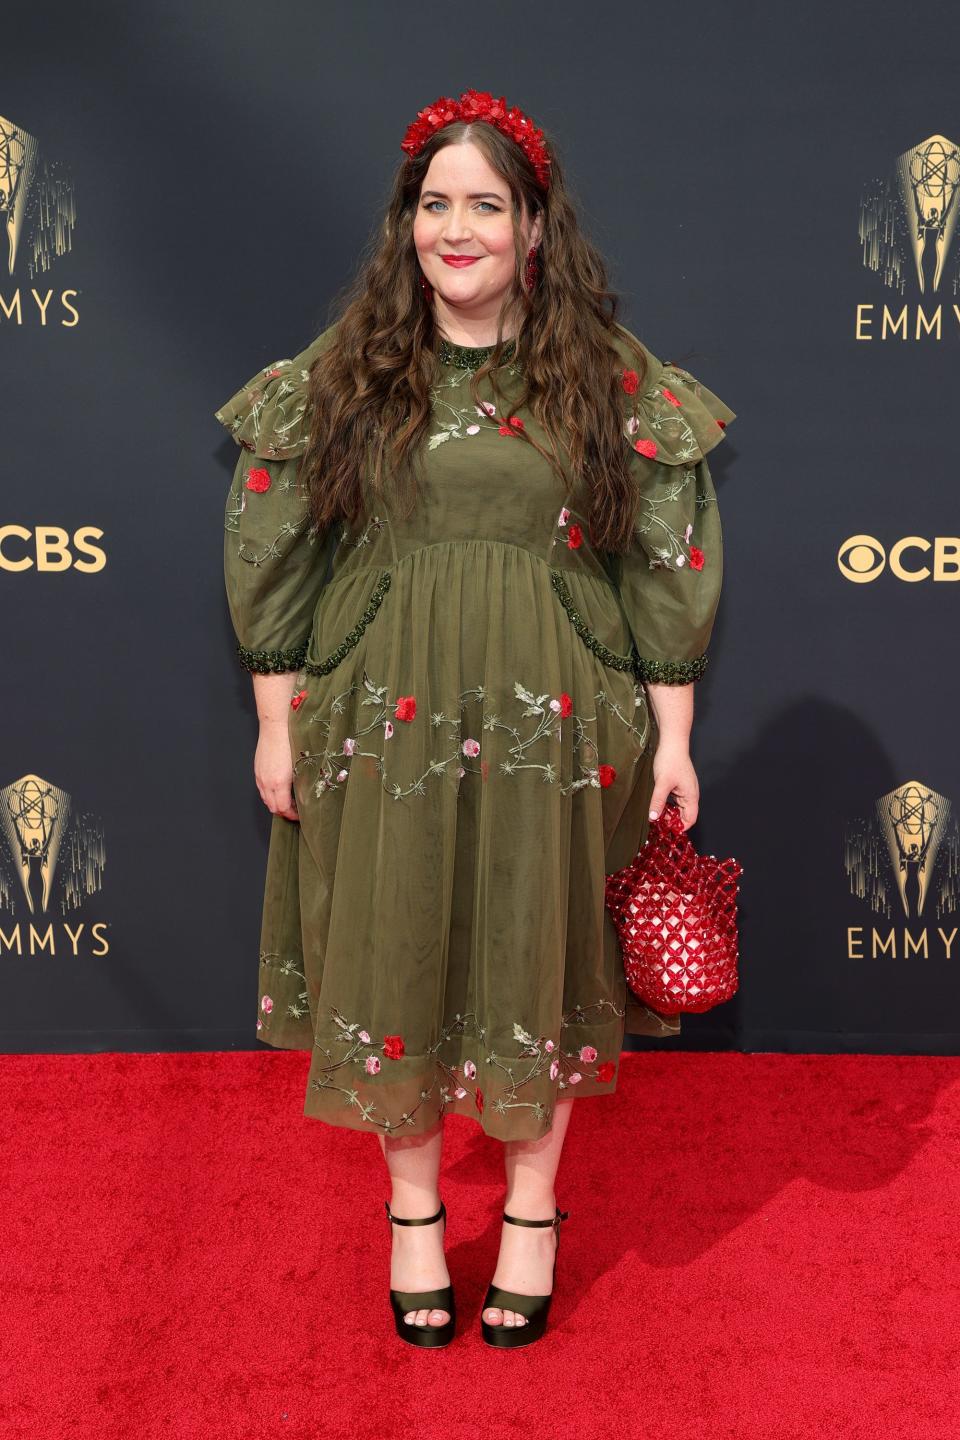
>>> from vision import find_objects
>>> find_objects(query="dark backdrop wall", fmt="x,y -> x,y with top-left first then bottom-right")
3,1 -> 958,1054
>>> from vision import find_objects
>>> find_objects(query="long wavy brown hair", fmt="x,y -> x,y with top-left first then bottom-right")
299,115 -> 650,554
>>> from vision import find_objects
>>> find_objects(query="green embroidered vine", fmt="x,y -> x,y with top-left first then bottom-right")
302,570 -> 392,676
549,569 -> 638,675
237,639 -> 309,674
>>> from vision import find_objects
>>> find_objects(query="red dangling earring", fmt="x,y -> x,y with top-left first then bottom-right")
524,244 -> 540,293
419,269 -> 434,303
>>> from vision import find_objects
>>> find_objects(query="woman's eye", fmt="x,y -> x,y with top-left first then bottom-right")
423,201 -> 500,213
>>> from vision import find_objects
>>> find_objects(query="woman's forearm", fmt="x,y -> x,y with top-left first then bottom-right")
645,680 -> 694,749
252,671 -> 299,727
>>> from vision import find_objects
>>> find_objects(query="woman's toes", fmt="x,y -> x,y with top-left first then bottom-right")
428,1308 -> 449,1327
484,1306 -> 503,1326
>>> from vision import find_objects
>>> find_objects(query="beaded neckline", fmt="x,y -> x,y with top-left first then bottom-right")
437,335 -> 518,371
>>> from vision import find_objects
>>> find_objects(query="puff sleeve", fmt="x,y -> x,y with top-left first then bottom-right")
607,332 -> 737,685
216,324 -> 337,673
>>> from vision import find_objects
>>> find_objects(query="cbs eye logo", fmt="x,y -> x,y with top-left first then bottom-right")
838,534 -> 960,583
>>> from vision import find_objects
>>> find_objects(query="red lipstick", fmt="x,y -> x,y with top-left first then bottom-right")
441,255 -> 480,267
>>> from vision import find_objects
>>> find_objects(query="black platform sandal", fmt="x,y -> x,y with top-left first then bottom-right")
384,1199 -> 456,1348
480,1205 -> 570,1349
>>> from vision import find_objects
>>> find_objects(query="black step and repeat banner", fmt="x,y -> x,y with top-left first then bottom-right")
2,4 -> 957,1054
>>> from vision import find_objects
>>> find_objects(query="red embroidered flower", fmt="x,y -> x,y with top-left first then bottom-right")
559,692 -> 573,718
716,419 -> 726,429
567,523 -> 583,549
597,1061 -> 616,1083
290,689 -> 307,710
621,369 -> 639,395
508,416 -> 524,430
597,764 -> 616,787
245,467 -> 272,492
394,696 -> 417,722
264,366 -> 285,378
660,387 -> 681,407
383,1035 -> 405,1060
475,1087 -> 484,1114
498,424 -> 514,436
633,438 -> 658,459
688,546 -> 705,571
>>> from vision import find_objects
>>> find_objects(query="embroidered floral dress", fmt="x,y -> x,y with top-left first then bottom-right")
216,322 -> 736,1142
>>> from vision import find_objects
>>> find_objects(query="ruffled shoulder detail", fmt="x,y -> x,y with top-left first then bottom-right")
611,324 -> 736,467
213,321 -> 339,460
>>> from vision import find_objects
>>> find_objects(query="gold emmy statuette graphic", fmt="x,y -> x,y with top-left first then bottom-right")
0,773 -> 104,915
860,134 -> 960,296
0,112 -> 76,278
844,780 -> 959,923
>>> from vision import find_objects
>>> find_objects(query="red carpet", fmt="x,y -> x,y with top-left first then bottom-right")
4,1050 -> 958,1439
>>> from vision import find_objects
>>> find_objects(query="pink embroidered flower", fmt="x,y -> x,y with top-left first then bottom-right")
476,400 -> 496,417
395,696 -> 417,722
245,467 -> 272,493
290,689 -> 307,710
689,546 -> 705,571
597,1061 -> 616,1083
633,438 -> 658,459
261,995 -> 274,1013
384,720 -> 394,740
365,1055 -> 381,1074
256,1018 -> 263,1031
383,1035 -> 405,1060
579,1045 -> 598,1063
336,769 -> 348,782
549,1058 -> 560,1081
626,415 -> 640,436
549,697 -> 562,714
622,369 -> 639,395
597,764 -> 616,788
660,386 -> 681,407
342,738 -> 356,754
463,1059 -> 477,1079
462,737 -> 480,758
544,1039 -> 555,1052
454,1086 -> 468,1099
456,766 -> 465,778
568,1072 -> 583,1085
558,506 -> 570,526
359,1029 -> 371,1043
567,523 -> 583,549
684,523 -> 693,542
466,424 -> 480,434
264,366 -> 285,378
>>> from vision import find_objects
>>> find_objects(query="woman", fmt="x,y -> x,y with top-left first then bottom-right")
216,89 -> 736,1350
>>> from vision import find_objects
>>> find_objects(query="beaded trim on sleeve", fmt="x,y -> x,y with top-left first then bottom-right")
634,653 -> 709,684
303,571 -> 392,677
548,569 -> 638,675
236,639 -> 309,674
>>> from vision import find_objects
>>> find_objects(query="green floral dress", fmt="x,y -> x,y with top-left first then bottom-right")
216,321 -> 736,1141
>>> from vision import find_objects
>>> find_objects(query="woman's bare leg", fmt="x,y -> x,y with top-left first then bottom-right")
378,1116 -> 451,1328
482,1096 -> 574,1329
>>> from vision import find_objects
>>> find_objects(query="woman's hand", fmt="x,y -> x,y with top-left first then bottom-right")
254,719 -> 299,820
648,737 -> 699,831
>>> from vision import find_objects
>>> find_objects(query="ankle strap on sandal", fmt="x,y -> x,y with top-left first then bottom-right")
384,1199 -> 445,1226
502,1206 -> 570,1228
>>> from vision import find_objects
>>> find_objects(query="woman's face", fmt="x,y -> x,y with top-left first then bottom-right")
413,140 -> 543,325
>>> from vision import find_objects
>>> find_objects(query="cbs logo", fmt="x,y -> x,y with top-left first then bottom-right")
0,526 -> 106,572
837,535 -> 960,583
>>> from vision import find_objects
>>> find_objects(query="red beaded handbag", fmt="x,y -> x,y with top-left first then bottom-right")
604,801 -> 743,1015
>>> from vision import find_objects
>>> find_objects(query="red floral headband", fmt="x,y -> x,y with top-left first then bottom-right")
400,88 -> 551,191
